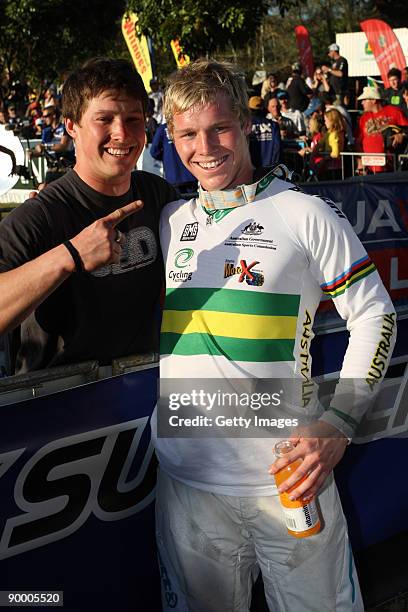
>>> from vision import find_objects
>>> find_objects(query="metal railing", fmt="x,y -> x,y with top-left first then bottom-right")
339,151 -> 398,179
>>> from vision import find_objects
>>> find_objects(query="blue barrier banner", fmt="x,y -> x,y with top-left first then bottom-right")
302,176 -> 408,318
0,366 -> 161,612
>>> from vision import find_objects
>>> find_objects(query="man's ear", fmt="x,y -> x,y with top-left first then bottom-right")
65,117 -> 76,139
243,119 -> 252,137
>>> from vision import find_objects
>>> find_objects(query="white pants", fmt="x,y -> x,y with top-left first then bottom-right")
155,470 -> 364,612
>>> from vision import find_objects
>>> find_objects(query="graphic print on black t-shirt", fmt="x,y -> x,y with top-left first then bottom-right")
0,169 -> 178,372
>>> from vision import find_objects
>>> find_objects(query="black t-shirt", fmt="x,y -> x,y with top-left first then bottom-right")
286,75 -> 312,112
0,169 -> 178,372
330,56 -> 348,95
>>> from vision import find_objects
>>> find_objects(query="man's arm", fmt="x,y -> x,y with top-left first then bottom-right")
0,200 -> 143,336
390,108 -> 408,148
269,195 -> 396,498
323,59 -> 346,79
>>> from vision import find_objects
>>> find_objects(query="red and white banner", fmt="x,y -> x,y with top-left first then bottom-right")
294,25 -> 314,79
360,19 -> 406,88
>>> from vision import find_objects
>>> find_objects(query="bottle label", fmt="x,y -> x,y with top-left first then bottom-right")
281,501 -> 319,533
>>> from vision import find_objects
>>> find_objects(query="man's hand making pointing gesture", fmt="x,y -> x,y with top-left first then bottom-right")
68,200 -> 143,272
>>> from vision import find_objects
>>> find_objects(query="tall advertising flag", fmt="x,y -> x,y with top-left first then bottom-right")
170,39 -> 190,69
122,12 -> 153,92
294,26 -> 314,79
360,20 -> 406,88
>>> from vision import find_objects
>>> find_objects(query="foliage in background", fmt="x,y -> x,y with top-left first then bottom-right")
0,0 -> 126,87
257,0 -> 378,77
127,0 -> 272,59
127,0 -> 382,80
0,0 -> 404,94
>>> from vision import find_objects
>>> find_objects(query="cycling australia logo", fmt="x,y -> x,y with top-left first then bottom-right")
224,259 -> 264,286
169,248 -> 195,283
175,248 -> 194,268
180,222 -> 198,241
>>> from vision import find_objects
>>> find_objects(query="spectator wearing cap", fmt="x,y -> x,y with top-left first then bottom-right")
276,90 -> 306,134
304,97 -> 323,138
382,68 -> 404,107
248,96 -> 281,168
322,44 -> 349,105
286,62 -> 313,112
265,94 -> 299,139
148,77 -> 164,125
355,86 -> 408,173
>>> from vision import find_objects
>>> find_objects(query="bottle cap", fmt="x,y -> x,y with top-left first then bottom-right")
274,440 -> 294,457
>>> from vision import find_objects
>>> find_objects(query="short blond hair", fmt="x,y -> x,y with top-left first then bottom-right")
164,58 -> 250,134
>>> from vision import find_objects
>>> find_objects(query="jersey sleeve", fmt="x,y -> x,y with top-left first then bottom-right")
293,193 -> 396,438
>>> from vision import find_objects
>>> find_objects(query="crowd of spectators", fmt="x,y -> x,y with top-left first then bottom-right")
1,46 -> 408,187
249,43 -> 408,179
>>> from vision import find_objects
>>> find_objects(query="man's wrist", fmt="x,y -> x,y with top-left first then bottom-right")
62,240 -> 84,273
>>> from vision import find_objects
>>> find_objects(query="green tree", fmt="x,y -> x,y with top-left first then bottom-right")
127,0 -> 275,59
0,0 -> 127,87
373,0 -> 408,28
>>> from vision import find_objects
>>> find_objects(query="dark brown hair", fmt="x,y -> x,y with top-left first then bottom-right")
62,57 -> 148,124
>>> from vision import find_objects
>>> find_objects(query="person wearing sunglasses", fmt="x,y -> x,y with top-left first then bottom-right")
28,105 -> 71,159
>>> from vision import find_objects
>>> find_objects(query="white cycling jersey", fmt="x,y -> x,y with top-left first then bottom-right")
152,169 -> 396,496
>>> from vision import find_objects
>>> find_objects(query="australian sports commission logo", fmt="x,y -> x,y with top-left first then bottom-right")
242,221 -> 264,235
224,259 -> 264,286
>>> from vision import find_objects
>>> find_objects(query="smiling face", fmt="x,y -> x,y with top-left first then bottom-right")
388,75 -> 400,91
171,93 -> 253,191
65,90 -> 145,195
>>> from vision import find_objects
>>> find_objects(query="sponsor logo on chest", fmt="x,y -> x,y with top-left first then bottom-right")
224,259 -> 264,286
224,221 -> 277,250
180,222 -> 199,241
168,248 -> 195,283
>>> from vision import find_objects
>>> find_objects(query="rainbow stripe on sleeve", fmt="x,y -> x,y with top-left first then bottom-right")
320,255 -> 376,298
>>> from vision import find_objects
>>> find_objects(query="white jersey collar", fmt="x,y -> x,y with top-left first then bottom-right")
198,165 -> 293,211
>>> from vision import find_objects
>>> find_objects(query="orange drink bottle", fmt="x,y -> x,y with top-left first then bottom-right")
274,440 -> 321,538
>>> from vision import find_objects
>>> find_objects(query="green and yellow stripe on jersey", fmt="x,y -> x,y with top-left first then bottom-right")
161,288 -> 300,362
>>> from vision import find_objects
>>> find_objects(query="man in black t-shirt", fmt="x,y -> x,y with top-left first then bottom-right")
0,58 -> 177,373
322,44 -> 349,105
286,62 -> 312,112
382,67 -> 404,107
